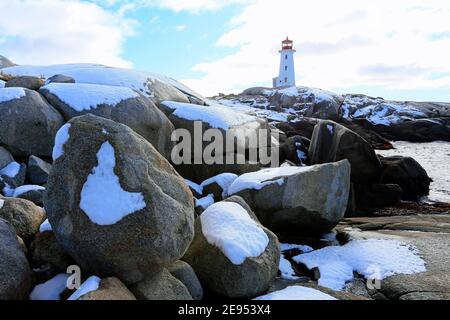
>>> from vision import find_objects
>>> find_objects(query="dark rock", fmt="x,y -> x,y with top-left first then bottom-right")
280,135 -> 310,165
309,120 -> 382,185
0,218 -> 32,300
354,184 -> 403,209
130,268 -> 192,300
0,88 -> 64,157
379,156 -> 432,200
46,74 -> 75,84
0,146 -> 14,170
169,260 -> 203,300
27,155 -> 52,185
30,230 -> 73,271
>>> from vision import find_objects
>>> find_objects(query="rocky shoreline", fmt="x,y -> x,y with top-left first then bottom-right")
1,56 -> 449,301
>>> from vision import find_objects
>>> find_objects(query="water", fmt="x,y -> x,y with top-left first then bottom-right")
377,141 -> 450,203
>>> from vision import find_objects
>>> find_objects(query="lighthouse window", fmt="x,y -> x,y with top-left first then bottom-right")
285,66 -> 288,71
285,54 -> 288,59
285,77 -> 287,83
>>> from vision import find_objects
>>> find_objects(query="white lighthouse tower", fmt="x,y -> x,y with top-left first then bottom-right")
273,37 -> 296,88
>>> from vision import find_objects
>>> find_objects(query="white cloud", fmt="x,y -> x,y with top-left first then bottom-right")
172,25 -> 186,32
0,0 -> 136,68
182,0 -> 450,97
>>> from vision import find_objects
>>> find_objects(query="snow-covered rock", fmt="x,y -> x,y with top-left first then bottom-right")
213,86 -> 450,143
161,101 -> 270,182
195,194 -> 214,210
294,239 -> 426,291
228,160 -> 351,238
0,80 -> 5,88
45,114 -> 195,284
0,87 -> 26,103
41,83 -> 175,159
41,83 -> 140,112
29,274 -> 69,300
68,276 -> 101,300
184,196 -> 280,298
200,173 -> 238,200
2,63 -> 204,104
0,88 -> 64,157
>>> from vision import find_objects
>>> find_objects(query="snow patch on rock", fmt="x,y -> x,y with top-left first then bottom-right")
0,87 -> 26,103
30,274 -> 69,300
0,161 -> 21,178
228,166 -> 311,195
67,276 -> 101,300
39,219 -> 52,233
52,123 -> 71,161
13,185 -> 45,197
42,83 -> 140,111
201,173 -> 238,198
294,239 -> 426,291
80,141 -> 146,226
195,194 -> 215,210
255,285 -> 337,300
200,201 -> 269,265
162,101 -> 257,130
185,179 -> 203,195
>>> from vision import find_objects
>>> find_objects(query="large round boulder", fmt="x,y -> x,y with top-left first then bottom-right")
160,101 -> 271,182
227,161 -> 351,238
45,114 -> 195,284
0,196 -> 46,242
40,83 -> 175,159
183,196 -> 280,298
0,218 -> 32,300
130,268 -> 193,300
379,156 -> 432,200
0,88 -> 64,157
309,120 -> 382,185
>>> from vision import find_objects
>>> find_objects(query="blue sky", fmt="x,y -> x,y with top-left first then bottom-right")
1,0 -> 450,101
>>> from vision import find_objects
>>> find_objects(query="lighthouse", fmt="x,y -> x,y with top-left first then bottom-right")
273,37 -> 296,88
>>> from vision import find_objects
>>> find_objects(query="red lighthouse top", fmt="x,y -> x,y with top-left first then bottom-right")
282,37 -> 294,50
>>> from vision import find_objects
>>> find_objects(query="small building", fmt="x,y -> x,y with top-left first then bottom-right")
273,37 -> 296,88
